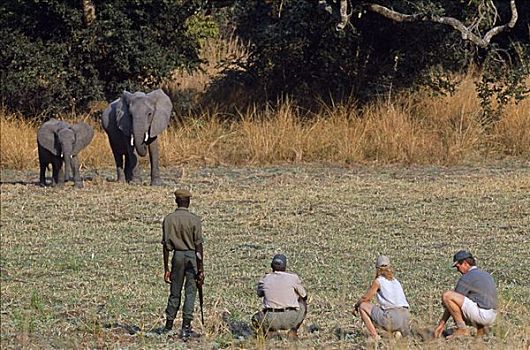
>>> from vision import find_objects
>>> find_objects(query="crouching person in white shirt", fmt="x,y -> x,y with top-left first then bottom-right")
252,254 -> 308,339
353,255 -> 411,340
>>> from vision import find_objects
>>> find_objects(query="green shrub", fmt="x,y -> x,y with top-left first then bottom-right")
227,0 -> 529,108
0,0 -> 212,117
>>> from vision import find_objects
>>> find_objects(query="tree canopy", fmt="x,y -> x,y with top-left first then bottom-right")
227,0 -> 529,107
0,0 -> 209,116
1,0 -> 528,117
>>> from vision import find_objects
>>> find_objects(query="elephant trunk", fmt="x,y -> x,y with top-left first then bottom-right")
62,147 -> 74,181
133,127 -> 149,157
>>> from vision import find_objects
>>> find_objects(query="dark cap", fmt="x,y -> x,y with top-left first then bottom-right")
174,189 -> 192,198
271,254 -> 287,271
452,250 -> 473,267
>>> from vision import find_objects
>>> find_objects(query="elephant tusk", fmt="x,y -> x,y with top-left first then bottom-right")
130,135 -> 134,146
144,132 -> 149,142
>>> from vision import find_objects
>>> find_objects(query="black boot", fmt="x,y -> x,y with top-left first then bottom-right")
162,319 -> 174,334
180,319 -> 200,340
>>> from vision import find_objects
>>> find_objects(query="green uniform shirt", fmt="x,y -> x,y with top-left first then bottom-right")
161,208 -> 203,251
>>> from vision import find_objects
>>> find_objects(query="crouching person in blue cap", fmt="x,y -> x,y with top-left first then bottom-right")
434,250 -> 497,338
252,254 -> 308,339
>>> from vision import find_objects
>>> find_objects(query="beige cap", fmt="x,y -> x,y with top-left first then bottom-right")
375,255 -> 390,268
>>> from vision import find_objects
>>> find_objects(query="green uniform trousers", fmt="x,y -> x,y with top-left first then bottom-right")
165,250 -> 198,322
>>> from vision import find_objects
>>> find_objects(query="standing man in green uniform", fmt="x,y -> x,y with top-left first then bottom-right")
161,189 -> 205,339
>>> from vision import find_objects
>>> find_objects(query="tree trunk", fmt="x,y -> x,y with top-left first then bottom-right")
81,0 -> 96,27
333,0 -> 519,48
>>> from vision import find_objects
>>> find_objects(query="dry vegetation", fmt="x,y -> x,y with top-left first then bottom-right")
1,38 -> 529,170
1,37 -> 529,349
2,82 -> 529,170
1,165 -> 529,349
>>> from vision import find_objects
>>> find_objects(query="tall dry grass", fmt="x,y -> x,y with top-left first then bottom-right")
0,113 -> 39,169
162,36 -> 250,110
2,79 -> 528,171
1,36 -> 529,170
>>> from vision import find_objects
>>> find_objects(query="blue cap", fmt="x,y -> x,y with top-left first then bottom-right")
453,250 -> 473,266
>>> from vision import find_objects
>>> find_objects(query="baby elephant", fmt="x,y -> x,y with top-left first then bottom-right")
37,118 -> 94,188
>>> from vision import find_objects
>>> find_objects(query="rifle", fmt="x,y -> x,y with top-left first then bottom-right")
195,245 -> 205,326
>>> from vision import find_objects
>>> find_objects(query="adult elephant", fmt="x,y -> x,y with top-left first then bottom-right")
37,118 -> 94,188
101,89 -> 172,186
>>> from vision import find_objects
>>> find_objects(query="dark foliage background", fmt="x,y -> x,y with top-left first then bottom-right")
0,0 -> 207,117
0,0 -> 528,117
227,0 -> 529,107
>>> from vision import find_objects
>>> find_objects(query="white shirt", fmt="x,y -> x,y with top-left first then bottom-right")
376,276 -> 409,310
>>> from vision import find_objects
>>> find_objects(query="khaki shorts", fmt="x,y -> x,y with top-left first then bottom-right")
370,306 -> 411,335
462,297 -> 497,326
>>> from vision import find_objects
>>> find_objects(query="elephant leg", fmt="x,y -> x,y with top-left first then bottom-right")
39,163 -> 47,186
111,148 -> 125,182
148,139 -> 162,186
52,158 -> 64,186
71,156 -> 83,188
38,146 -> 48,186
124,149 -> 139,183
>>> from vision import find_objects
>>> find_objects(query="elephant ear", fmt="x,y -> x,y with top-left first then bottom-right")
71,122 -> 95,155
116,91 -> 133,135
147,89 -> 172,137
101,97 -> 120,131
37,118 -> 70,156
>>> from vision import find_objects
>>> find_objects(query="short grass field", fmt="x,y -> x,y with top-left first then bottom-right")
1,163 -> 529,349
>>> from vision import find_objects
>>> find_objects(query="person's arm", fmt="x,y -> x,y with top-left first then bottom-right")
163,245 -> 171,284
434,309 -> 451,337
256,275 -> 267,298
454,276 -> 470,296
353,279 -> 379,315
162,218 -> 171,284
195,242 -> 205,285
294,275 -> 308,301
257,280 -> 265,297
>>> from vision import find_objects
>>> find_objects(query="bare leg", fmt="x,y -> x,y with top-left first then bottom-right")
359,302 -> 378,337
441,291 -> 470,337
441,291 -> 466,325
476,325 -> 488,336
